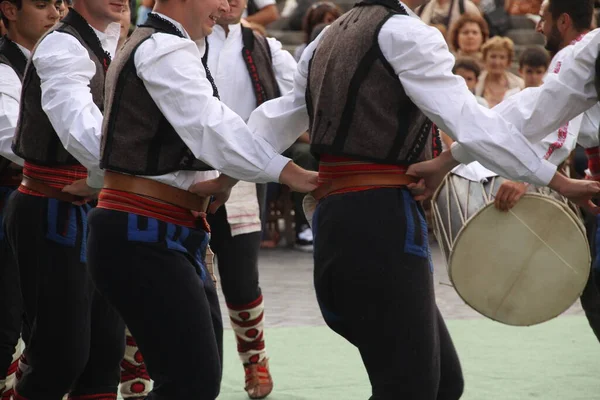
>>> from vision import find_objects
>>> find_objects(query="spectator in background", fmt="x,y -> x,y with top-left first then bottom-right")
245,0 -> 280,28
449,12 -> 490,64
504,46 -> 549,97
453,57 -> 489,106
506,0 -> 543,14
475,36 -> 523,107
417,0 -> 481,31
294,1 -> 341,60
137,0 -> 154,25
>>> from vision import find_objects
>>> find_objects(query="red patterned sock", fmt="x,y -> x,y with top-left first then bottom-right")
228,295 -> 267,365
120,328 -> 151,398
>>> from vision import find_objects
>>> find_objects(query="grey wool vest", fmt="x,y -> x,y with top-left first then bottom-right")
101,13 -> 213,176
307,0 -> 438,164
12,9 -> 110,166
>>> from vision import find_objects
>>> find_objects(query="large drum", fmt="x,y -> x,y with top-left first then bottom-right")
432,171 -> 590,326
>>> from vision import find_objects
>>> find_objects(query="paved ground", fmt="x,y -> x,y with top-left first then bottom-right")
216,240 -> 586,328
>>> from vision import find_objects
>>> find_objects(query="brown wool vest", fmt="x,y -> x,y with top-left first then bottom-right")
12,9 -> 109,166
240,27 -> 281,106
101,13 -> 212,175
307,1 -> 436,165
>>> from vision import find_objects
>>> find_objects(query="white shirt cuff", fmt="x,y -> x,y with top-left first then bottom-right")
450,142 -> 475,165
263,155 -> 292,183
87,170 -> 105,189
532,159 -> 558,186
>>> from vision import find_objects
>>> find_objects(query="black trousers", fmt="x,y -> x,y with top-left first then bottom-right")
0,187 -> 22,381
283,143 -> 318,233
2,192 -> 125,400
313,188 -> 464,400
582,209 -> 600,342
207,205 -> 261,306
87,208 -> 223,400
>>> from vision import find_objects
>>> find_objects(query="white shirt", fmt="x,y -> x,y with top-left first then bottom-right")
247,2 -> 558,186
0,42 -> 29,166
33,22 -> 120,188
132,13 -> 291,190
242,0 -> 276,18
464,28 -> 600,168
206,23 -> 297,234
206,24 -> 296,121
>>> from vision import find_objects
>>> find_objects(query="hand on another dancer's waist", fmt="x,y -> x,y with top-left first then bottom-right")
279,161 -> 318,194
407,150 -> 460,202
189,174 -> 238,214
62,178 -> 100,206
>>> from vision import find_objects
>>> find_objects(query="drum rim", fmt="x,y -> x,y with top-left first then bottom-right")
446,194 -> 590,326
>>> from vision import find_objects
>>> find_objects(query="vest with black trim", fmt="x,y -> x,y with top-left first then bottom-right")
12,9 -> 110,166
101,13 -> 212,175
240,26 -> 281,105
307,0 -> 440,165
0,36 -> 27,174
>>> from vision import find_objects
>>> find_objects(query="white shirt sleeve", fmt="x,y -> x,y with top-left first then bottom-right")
578,104 -> 600,148
247,30 -> 324,153
267,37 -> 297,95
33,32 -> 105,187
253,0 -> 276,9
491,29 -> 600,145
0,64 -> 23,166
134,33 -> 291,183
379,16 -> 556,186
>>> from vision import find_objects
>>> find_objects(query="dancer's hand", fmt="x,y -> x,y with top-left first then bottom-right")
61,179 -> 99,205
279,162 -> 319,193
189,175 -> 238,214
406,150 -> 459,201
494,181 -> 528,212
548,173 -> 600,214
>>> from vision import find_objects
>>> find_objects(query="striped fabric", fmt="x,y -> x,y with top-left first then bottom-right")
318,155 -> 409,197
98,188 -> 209,231
18,162 -> 87,197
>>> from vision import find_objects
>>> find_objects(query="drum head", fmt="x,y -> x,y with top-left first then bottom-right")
449,194 -> 590,326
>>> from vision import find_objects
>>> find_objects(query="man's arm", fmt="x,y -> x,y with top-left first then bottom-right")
0,64 -> 23,166
245,2 -> 279,26
135,32 -> 292,184
34,32 -> 105,188
380,16 -> 556,186
490,29 -> 600,145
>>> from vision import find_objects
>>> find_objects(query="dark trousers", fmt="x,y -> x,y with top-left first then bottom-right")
283,143 -> 318,233
2,192 -> 125,400
582,210 -> 600,342
207,205 -> 261,305
87,208 -> 223,400
313,188 -> 464,400
0,187 -> 22,380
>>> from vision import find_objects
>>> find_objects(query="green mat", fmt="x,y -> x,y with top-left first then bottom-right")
218,316 -> 600,400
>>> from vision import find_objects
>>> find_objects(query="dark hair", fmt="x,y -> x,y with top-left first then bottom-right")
302,2 -> 342,44
548,0 -> 594,31
452,56 -> 482,77
448,12 -> 490,52
0,0 -> 22,28
519,46 -> 550,69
